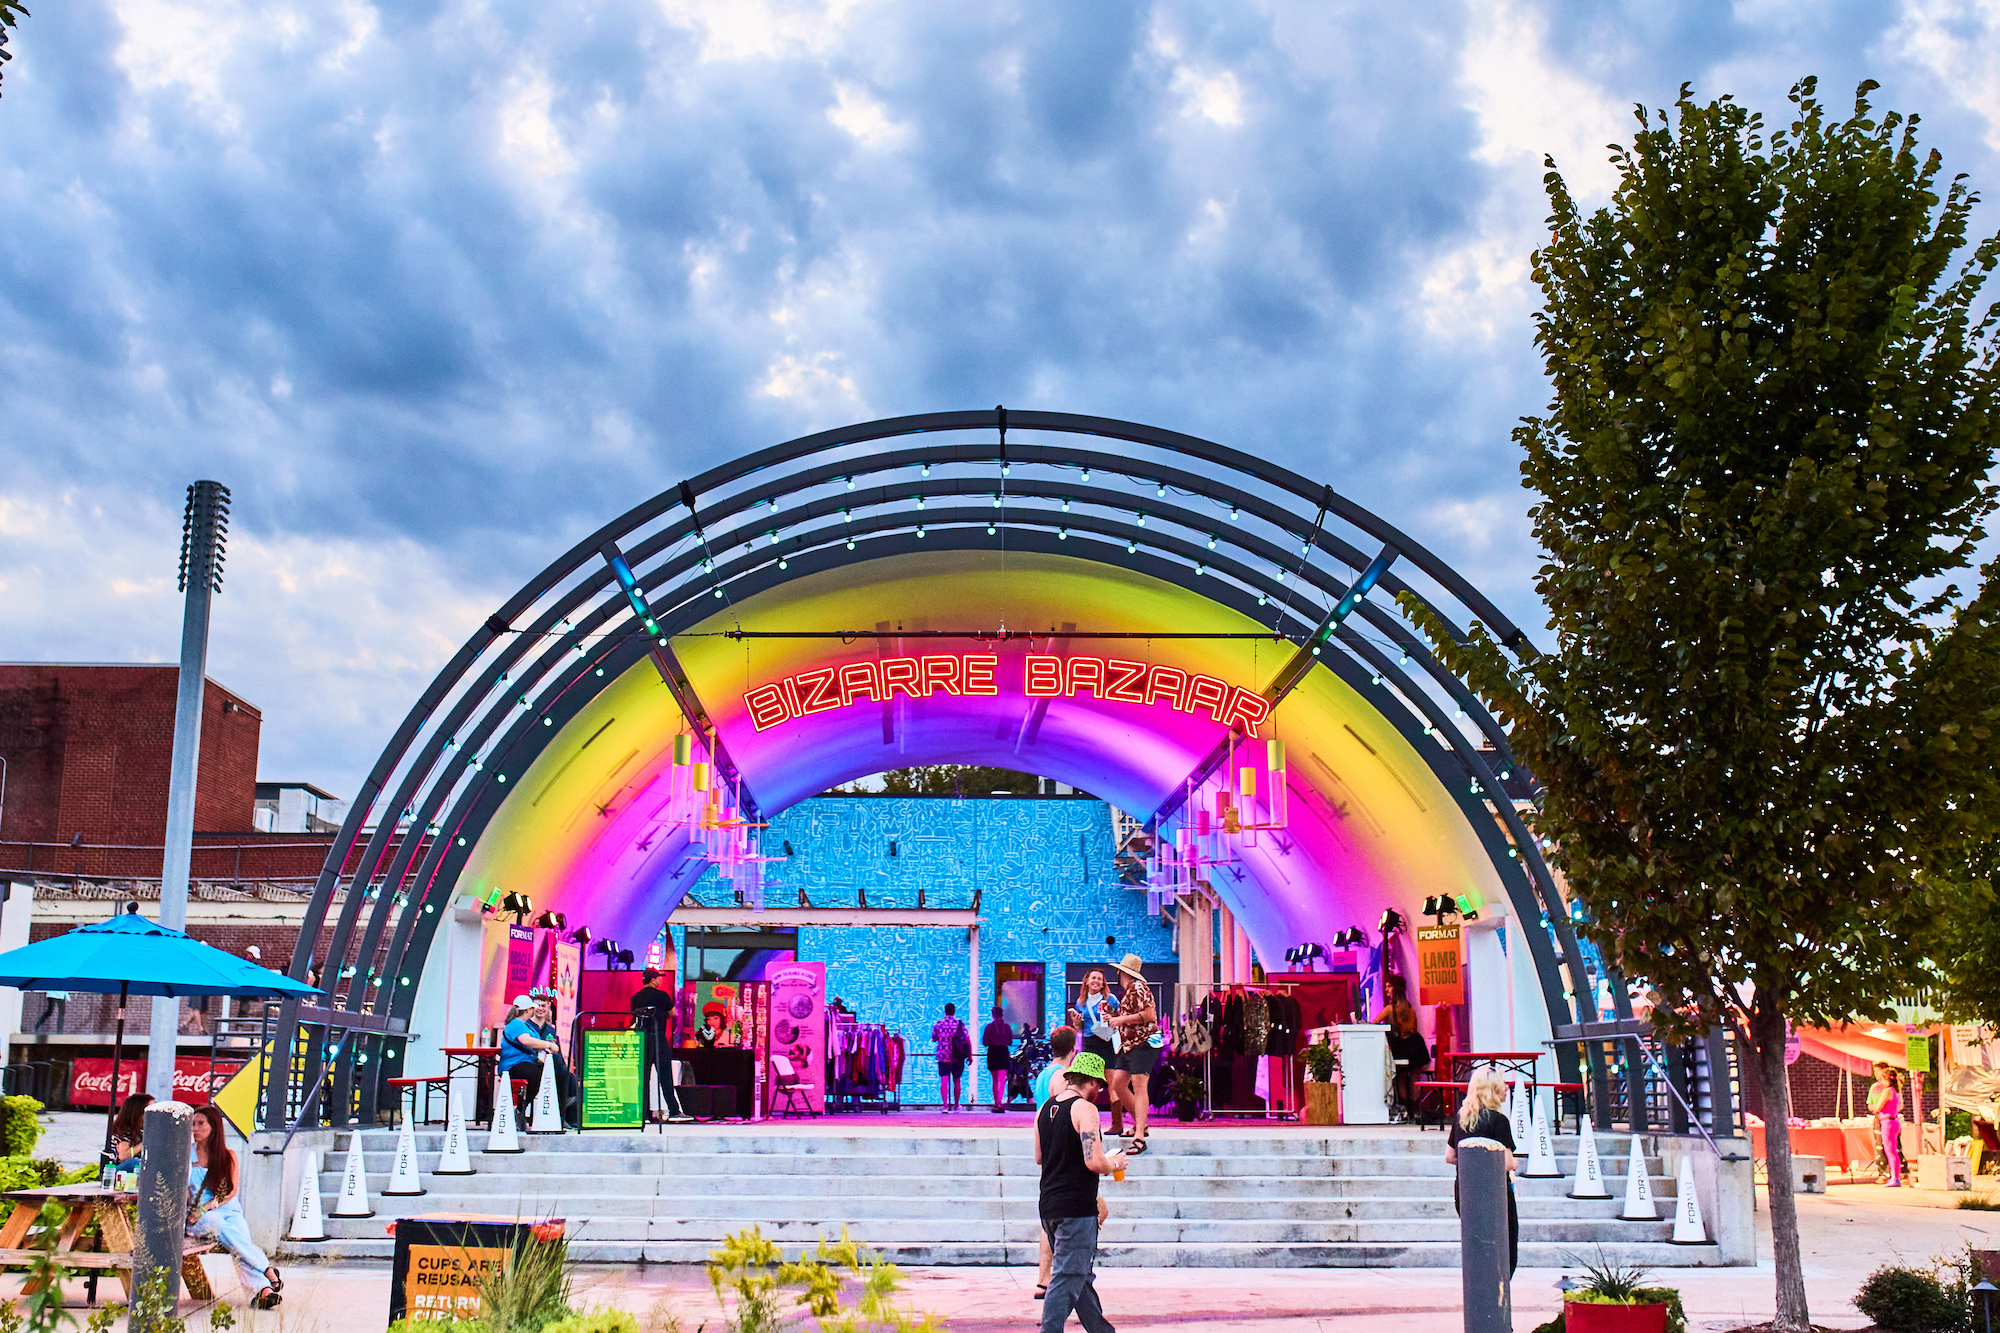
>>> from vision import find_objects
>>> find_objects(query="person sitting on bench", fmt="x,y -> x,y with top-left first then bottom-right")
500,995 -> 577,1127
187,1104 -> 283,1308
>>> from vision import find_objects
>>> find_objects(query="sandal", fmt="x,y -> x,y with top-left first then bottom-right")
265,1267 -> 284,1294
1126,1135 -> 1148,1155
253,1289 -> 282,1310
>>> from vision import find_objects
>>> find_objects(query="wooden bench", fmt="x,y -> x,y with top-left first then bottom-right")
0,1187 -> 219,1301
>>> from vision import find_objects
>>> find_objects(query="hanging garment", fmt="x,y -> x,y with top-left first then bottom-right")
1219,993 -> 1246,1057
1244,991 -> 1270,1057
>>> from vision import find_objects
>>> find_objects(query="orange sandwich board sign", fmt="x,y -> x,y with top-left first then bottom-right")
1416,923 -> 1464,1006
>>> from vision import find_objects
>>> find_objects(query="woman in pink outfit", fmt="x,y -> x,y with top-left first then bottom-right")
1868,1062 -> 1904,1187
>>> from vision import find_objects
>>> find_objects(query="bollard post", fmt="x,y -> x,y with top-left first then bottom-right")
1458,1137 -> 1511,1333
133,1101 -> 193,1330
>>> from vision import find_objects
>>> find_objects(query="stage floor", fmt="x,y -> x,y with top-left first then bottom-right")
651,1110 -> 1429,1137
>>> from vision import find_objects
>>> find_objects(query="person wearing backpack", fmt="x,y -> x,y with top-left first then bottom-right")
933,1002 -> 971,1111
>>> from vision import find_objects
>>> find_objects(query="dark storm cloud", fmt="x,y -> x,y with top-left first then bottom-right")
0,0 -> 1991,790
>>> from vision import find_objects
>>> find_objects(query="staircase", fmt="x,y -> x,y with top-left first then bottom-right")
291,1126 -> 1720,1268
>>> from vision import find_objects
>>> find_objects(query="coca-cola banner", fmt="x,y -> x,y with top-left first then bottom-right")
70,1057 -> 243,1108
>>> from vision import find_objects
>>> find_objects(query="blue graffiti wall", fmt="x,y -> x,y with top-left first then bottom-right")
679,796 -> 1175,1056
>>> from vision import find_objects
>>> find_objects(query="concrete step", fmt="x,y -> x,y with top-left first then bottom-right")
284,1237 -> 1719,1269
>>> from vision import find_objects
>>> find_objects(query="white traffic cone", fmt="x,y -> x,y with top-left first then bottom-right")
328,1133 -> 374,1218
434,1079 -> 476,1175
529,1051 -> 563,1134
1508,1080 -> 1530,1150
288,1149 -> 326,1241
1521,1088 -> 1561,1177
1566,1121 -> 1611,1199
1668,1154 -> 1713,1245
485,1070 -> 523,1153
1619,1135 -> 1658,1220
383,1113 -> 426,1196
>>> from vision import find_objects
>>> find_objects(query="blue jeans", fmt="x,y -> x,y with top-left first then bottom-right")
1041,1215 -> 1113,1333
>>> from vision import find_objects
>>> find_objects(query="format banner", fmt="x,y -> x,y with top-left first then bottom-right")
1415,923 -> 1464,1006
767,961 -> 826,1114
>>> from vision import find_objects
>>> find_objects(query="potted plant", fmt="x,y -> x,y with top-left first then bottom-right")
1550,1254 -> 1685,1333
1171,1065 -> 1204,1122
1302,1036 -> 1341,1125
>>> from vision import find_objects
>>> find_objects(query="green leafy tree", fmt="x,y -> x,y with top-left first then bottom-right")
867,765 -> 1044,796
0,2 -> 26,98
1922,841 -> 2000,1030
1405,79 -> 2000,1332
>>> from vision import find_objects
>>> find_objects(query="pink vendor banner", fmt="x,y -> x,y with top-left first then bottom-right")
767,961 -> 825,1114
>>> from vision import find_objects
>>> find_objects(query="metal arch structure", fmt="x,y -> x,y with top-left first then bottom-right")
269,409 -> 1608,1130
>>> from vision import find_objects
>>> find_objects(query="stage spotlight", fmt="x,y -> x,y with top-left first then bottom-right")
534,910 -> 565,930
616,948 -> 635,968
1379,908 -> 1407,935
570,926 -> 592,946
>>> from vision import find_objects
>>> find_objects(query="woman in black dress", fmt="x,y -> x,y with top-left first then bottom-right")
1444,1065 -> 1519,1274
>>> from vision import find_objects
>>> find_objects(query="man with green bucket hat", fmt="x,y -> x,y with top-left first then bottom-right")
1035,1049 -> 1125,1333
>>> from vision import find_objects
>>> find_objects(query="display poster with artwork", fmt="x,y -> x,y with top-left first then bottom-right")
740,980 -> 771,1120
553,940 -> 582,1061
767,961 -> 826,1114
479,919 -> 516,1037
695,980 -> 744,1046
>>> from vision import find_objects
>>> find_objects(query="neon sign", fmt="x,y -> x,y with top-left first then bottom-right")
742,654 -> 1271,736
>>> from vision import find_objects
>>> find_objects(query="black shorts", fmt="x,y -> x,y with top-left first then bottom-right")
1115,1043 -> 1160,1077
1081,1034 -> 1116,1062
938,1060 -> 965,1078
986,1053 -> 1011,1072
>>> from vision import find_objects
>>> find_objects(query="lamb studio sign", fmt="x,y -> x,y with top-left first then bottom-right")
742,653 -> 1272,736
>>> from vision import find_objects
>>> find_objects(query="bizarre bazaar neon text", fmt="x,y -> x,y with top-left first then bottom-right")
741,654 -> 1271,735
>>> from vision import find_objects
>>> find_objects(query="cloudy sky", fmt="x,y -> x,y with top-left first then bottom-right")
3,0 -> 1998,798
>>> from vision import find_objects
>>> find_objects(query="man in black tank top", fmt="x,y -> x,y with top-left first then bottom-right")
1035,1051 -> 1123,1333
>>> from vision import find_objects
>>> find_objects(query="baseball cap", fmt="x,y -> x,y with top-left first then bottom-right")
511,994 -> 536,1009
641,966 -> 662,981
1065,1051 -> 1108,1084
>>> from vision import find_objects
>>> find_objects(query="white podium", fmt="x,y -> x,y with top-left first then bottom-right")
1335,1024 -> 1393,1125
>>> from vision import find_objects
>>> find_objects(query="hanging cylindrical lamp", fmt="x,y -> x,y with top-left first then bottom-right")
674,734 -> 692,766
692,761 -> 711,791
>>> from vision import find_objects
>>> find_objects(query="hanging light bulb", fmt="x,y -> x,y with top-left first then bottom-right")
1207,534 -> 1217,549
1058,527 -> 1068,540
1156,482 -> 1166,497
1061,498 -> 1071,512
1081,468 -> 1091,481
917,526 -> 926,539
1136,512 -> 1147,526
992,495 -> 1001,508
1127,540 -> 1137,554
922,462 -> 931,478
846,476 -> 855,490
1230,506 -> 1239,521
917,496 -> 925,510
988,524 -> 997,534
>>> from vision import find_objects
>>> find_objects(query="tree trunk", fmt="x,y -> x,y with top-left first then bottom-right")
1750,995 -> 1811,1332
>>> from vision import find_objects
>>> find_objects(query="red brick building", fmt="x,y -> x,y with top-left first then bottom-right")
0,664 -> 334,882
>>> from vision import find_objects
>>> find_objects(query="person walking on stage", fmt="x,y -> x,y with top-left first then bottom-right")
932,1002 -> 970,1112
1106,955 -> 1160,1154
1069,968 -> 1120,1133
1036,1050 -> 1123,1333
631,967 -> 691,1124
983,1006 -> 1015,1112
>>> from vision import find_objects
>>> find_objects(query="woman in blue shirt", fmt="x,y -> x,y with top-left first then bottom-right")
500,995 -> 576,1126
187,1104 -> 282,1308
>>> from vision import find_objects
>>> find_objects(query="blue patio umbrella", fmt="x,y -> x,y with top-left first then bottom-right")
0,904 -> 321,1150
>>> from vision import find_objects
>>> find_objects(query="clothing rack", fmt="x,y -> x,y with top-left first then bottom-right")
825,1014 -> 905,1113
1177,982 -> 1300,1121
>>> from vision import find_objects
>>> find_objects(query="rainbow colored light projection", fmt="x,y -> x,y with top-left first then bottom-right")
460,551 -> 1509,961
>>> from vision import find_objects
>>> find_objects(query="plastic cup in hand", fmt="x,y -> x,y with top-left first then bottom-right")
1112,1160 -> 1126,1182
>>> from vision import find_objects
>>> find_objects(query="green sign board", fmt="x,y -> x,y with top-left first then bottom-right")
1906,1030 -> 1932,1074
579,1029 -> 643,1130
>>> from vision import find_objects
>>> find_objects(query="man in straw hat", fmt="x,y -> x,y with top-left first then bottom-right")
1035,1050 -> 1125,1333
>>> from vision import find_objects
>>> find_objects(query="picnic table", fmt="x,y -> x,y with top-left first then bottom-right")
0,1186 -> 218,1301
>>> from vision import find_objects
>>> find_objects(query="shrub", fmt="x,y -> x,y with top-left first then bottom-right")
1855,1265 -> 1959,1332
0,1100 -> 43,1160
541,1311 -> 639,1333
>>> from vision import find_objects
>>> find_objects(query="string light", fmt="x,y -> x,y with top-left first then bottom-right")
1061,498 -> 1071,512
917,526 -> 926,539
1136,513 -> 1147,526
1058,528 -> 1068,540
1207,534 -> 1217,549
846,476 -> 855,490
1081,468 -> 1091,481
1230,507 -> 1239,521
1156,482 -> 1166,497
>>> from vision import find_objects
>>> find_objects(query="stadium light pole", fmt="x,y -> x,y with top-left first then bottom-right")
146,481 -> 230,1102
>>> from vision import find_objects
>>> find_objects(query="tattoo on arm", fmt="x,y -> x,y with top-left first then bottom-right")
1081,1128 -> 1102,1168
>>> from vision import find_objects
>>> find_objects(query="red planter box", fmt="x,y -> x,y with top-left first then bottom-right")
1564,1300 -> 1668,1333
